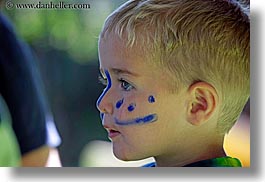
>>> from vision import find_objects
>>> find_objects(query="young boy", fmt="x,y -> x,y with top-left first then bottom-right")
96,0 -> 249,167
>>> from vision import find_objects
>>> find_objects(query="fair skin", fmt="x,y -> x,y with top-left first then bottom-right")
21,146 -> 50,166
97,34 -> 226,167
21,146 -> 61,167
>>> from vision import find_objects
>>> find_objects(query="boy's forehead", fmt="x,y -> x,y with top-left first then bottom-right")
99,32 -> 147,56
99,33 -> 151,67
99,35 -> 127,61
99,33 -> 124,47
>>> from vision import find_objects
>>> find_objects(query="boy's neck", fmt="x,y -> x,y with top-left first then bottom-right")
155,137 -> 226,167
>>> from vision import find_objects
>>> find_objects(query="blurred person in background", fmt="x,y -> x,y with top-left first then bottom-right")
0,11 -> 61,167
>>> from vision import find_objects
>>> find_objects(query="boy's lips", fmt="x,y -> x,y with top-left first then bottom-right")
103,124 -> 121,139
108,129 -> 121,139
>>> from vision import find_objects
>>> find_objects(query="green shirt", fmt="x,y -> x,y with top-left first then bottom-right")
142,156 -> 242,167
184,156 -> 242,167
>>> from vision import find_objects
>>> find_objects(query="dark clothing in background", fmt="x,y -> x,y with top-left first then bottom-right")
0,13 -> 60,155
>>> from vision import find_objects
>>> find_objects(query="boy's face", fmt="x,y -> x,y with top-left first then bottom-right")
97,34 -> 190,161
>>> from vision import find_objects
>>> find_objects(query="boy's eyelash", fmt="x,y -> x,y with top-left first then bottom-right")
98,74 -> 107,86
118,78 -> 134,91
98,74 -> 134,91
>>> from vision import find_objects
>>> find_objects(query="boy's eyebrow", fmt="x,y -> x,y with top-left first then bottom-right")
110,68 -> 139,77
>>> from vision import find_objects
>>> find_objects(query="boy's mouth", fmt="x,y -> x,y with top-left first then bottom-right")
108,129 -> 121,139
102,120 -> 121,139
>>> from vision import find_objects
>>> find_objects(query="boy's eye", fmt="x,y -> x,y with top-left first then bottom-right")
98,74 -> 107,86
119,79 -> 134,91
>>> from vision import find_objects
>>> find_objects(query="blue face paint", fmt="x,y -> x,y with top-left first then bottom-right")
115,114 -> 158,126
127,103 -> 136,112
148,95 -> 155,103
96,70 -> 112,108
116,98 -> 124,109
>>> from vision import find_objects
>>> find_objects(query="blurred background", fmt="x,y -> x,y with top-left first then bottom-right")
1,0 -> 250,167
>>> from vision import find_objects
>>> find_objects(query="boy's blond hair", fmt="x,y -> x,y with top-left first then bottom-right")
100,0 -> 250,134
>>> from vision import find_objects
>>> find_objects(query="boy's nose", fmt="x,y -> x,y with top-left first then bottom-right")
96,90 -> 113,115
96,70 -> 113,115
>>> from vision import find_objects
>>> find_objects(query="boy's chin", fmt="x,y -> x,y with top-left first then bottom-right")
113,151 -> 146,162
113,152 -> 133,161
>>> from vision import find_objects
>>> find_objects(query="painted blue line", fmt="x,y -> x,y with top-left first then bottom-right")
96,70 -> 112,108
114,114 -> 158,126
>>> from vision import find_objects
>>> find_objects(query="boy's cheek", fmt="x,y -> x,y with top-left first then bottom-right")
115,104 -> 127,120
114,96 -> 136,115
115,100 -> 138,120
116,97 -> 157,121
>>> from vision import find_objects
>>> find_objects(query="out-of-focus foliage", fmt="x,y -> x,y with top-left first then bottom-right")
2,0 -> 123,64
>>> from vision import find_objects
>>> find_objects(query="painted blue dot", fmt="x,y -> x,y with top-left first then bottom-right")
148,95 -> 155,103
116,98 -> 124,109
127,103 -> 136,112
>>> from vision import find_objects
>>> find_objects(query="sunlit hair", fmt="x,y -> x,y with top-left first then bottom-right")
100,0 -> 250,134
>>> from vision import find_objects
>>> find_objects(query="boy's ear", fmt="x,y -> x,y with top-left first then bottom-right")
186,82 -> 219,126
